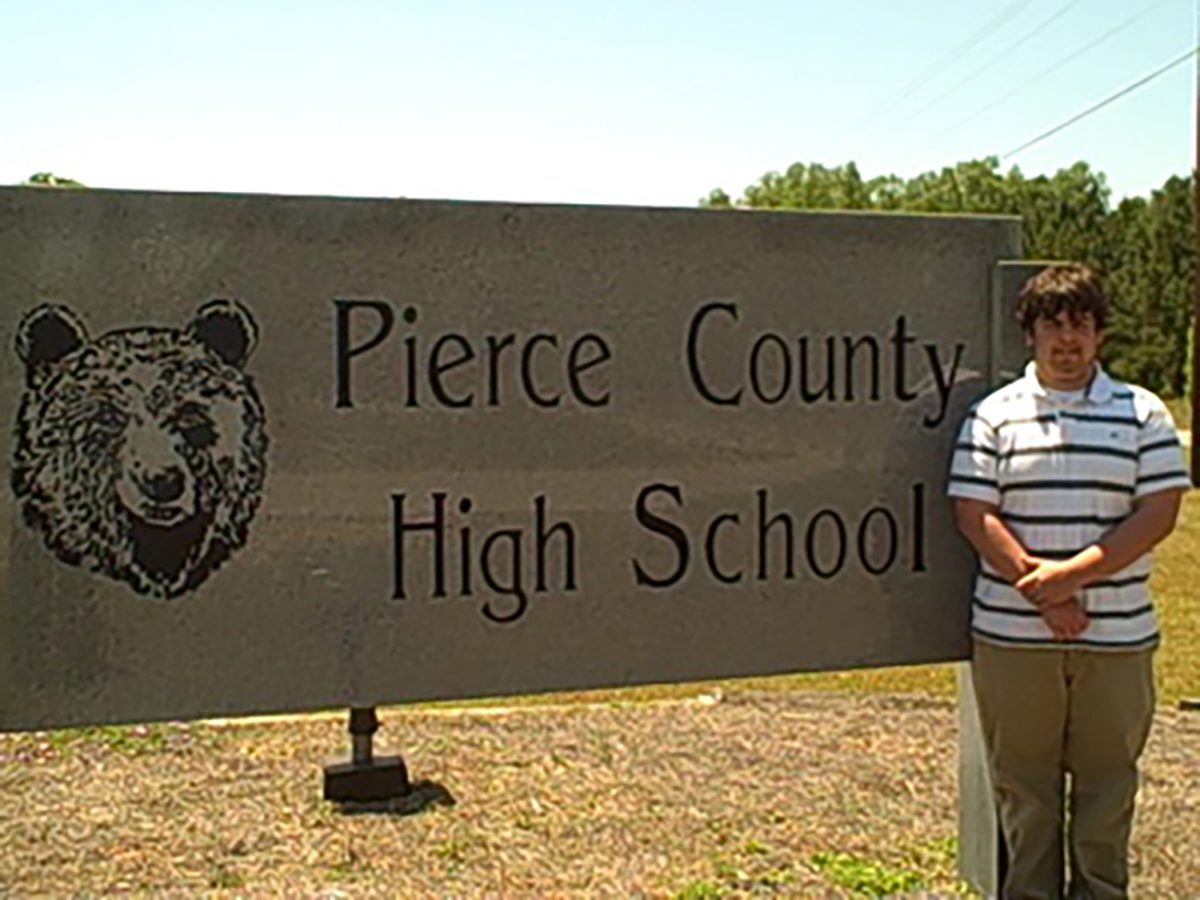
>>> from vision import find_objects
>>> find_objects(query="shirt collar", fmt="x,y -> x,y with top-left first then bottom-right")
1023,361 -> 1113,404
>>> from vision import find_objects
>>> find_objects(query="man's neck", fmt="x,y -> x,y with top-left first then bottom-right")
1033,362 -> 1097,394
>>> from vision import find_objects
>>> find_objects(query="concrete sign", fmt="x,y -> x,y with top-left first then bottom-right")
0,188 -> 1020,730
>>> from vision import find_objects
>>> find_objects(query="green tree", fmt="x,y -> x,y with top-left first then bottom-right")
700,188 -> 733,209
21,172 -> 86,188
704,158 -> 1193,396
1104,176 -> 1193,396
733,161 -> 873,210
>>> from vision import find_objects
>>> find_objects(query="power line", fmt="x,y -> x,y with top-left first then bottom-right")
864,43 -> 1197,214
1001,45 -> 1199,160
858,0 -> 1035,124
876,1 -> 1078,138
942,0 -> 1171,137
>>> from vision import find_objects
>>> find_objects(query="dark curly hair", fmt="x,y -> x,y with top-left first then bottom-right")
1017,263 -> 1108,335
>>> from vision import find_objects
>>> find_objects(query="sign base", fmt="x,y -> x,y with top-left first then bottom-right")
323,755 -> 410,803
322,706 -> 411,803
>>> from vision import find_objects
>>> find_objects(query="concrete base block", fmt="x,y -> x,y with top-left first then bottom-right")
323,755 -> 410,803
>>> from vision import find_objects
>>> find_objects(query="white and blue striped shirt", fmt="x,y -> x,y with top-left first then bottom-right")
948,363 -> 1190,650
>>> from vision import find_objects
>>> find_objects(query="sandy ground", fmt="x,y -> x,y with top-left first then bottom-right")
1,690 -> 1197,898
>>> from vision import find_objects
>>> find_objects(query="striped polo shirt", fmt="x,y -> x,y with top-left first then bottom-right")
947,362 -> 1191,650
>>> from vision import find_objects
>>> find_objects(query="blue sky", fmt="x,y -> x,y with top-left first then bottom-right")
2,0 -> 1193,206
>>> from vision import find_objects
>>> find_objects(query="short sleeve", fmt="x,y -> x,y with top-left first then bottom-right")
947,408 -> 1001,505
1135,396 -> 1191,499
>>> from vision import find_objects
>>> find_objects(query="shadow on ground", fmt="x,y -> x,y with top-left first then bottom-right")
330,779 -> 456,817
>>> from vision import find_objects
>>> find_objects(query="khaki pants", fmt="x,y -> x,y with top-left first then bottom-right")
971,639 -> 1156,900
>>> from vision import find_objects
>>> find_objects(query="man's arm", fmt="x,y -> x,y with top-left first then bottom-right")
1014,489 -> 1185,607
953,497 -> 1089,640
952,498 -> 1033,581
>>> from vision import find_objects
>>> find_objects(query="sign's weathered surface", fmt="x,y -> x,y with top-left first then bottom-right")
0,187 -> 1020,730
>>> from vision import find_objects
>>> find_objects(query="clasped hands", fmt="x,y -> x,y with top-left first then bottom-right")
1014,557 -> 1089,641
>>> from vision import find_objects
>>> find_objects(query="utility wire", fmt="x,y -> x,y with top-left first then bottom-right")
875,1 -> 1077,138
942,0 -> 1170,137
857,0 -> 1035,125
896,42 -> 1198,213
1001,44 -> 1199,159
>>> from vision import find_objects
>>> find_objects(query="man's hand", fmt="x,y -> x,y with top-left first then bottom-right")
1041,597 -> 1089,641
1016,557 -> 1089,638
1014,558 -> 1083,608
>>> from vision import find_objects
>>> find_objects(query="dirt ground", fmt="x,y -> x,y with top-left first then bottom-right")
1,690 -> 1197,898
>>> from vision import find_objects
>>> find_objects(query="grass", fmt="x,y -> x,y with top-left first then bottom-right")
41,723 -> 171,754
809,851 -> 926,897
1164,396 -> 1191,430
5,681 -> 1194,895
1147,490 -> 1200,704
668,842 -> 799,898
673,882 -> 729,900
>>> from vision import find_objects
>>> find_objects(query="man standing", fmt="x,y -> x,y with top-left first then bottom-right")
948,264 -> 1190,899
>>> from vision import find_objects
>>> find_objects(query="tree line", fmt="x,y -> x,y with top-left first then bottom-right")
702,158 -> 1193,400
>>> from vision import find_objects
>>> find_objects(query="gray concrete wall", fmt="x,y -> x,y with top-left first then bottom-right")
0,187 -> 1020,730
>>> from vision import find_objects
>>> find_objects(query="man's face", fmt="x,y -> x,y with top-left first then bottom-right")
1027,310 -> 1102,391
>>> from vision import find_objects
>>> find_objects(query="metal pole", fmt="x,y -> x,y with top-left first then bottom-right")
349,706 -> 378,764
323,705 -> 409,803
1186,0 -> 1200,714
1192,0 -> 1200,482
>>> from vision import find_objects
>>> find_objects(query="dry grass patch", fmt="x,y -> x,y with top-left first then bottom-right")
3,690 -> 1197,898
1150,490 -> 1200,706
